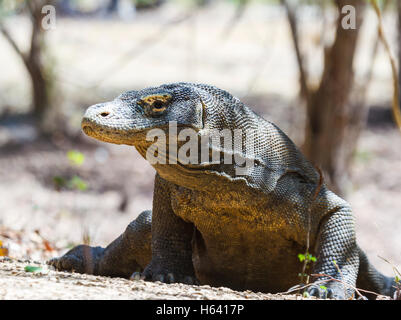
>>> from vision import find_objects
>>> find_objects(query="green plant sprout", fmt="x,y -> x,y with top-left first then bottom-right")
67,150 -> 85,166
298,252 -> 317,287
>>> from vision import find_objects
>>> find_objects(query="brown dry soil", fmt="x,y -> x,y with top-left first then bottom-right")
0,257 -> 319,300
1,257 -> 393,300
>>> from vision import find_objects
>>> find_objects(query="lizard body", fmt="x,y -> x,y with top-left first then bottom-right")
49,83 -> 396,299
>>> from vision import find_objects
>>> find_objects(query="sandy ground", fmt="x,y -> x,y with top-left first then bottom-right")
0,3 -> 400,299
0,257 -> 319,300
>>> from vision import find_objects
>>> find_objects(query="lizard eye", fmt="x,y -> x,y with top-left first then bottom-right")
152,100 -> 167,112
138,93 -> 172,115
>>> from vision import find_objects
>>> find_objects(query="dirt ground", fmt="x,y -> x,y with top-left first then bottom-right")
0,2 -> 400,299
1,257 -> 394,300
1,257 -> 319,300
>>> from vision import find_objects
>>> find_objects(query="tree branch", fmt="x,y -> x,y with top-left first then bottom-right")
0,23 -> 27,63
280,0 -> 310,103
220,0 -> 249,40
371,0 -> 401,133
89,11 -> 195,89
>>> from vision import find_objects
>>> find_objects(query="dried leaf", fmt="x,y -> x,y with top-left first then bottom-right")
43,240 -> 54,252
0,240 -> 9,257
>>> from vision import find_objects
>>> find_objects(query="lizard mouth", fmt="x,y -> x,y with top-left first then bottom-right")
80,118 -> 147,146
82,125 -> 94,136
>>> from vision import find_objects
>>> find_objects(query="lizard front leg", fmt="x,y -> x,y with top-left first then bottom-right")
307,191 -> 359,299
276,173 -> 359,299
140,174 -> 198,284
48,210 -> 152,277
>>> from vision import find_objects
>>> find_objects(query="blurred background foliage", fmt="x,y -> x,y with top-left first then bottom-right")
0,0 -> 400,272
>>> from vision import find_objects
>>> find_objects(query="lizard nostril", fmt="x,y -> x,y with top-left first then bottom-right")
100,112 -> 110,117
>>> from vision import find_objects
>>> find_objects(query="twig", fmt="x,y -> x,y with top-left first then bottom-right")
378,255 -> 401,300
88,11 -> 195,89
299,167 -> 323,285
378,255 -> 401,279
243,27 -> 278,98
356,31 -> 379,105
357,0 -> 389,104
311,273 -> 380,299
278,279 -> 332,296
279,273 -> 380,299
370,0 -> 401,132
0,23 -> 27,63
280,0 -> 310,104
220,0 -> 249,40
332,260 -> 347,299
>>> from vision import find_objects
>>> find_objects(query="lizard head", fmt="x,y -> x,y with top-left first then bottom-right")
81,83 -> 204,146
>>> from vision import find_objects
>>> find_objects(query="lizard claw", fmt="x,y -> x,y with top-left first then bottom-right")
166,273 -> 175,283
47,245 -> 104,275
306,282 -> 344,299
155,274 -> 165,283
306,284 -> 330,299
183,276 -> 199,285
130,272 -> 145,281
48,254 -> 84,273
140,258 -> 199,285
151,272 -> 197,284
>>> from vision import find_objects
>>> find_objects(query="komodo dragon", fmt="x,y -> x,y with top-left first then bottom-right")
49,83 -> 397,299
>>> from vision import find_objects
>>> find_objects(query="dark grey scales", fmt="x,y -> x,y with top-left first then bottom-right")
48,83 -> 396,299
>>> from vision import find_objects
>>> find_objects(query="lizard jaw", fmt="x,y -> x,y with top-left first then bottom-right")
81,118 -> 130,145
82,124 -> 94,136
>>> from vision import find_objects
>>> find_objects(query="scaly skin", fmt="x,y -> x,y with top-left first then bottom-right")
49,83 -> 396,299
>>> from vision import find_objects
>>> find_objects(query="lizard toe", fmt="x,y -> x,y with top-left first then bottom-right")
306,284 -> 329,299
141,259 -> 198,284
130,271 -> 146,281
307,281 -> 347,299
48,255 -> 83,273
183,276 -> 199,285
47,245 -> 104,274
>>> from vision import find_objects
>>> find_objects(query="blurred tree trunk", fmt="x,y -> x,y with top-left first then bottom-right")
57,0 -> 75,15
398,0 -> 401,104
106,0 -> 119,13
26,1 -> 51,123
302,0 -> 366,195
0,0 -> 54,132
